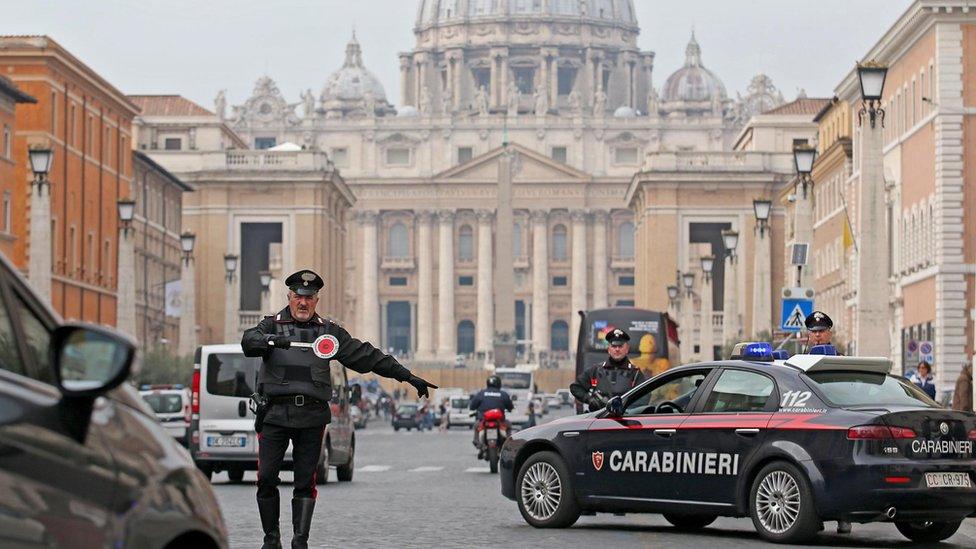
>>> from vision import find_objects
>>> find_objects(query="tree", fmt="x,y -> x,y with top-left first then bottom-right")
135,347 -> 193,387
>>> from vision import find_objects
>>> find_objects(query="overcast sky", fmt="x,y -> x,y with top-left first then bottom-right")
2,0 -> 912,111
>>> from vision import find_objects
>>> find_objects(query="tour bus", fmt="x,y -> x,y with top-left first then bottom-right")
574,307 -> 681,412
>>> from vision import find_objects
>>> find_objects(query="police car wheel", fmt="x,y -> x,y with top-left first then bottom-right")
516,451 -> 580,528
662,513 -> 717,531
894,520 -> 963,542
749,461 -> 819,544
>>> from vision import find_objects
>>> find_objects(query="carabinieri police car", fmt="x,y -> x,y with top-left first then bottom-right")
499,343 -> 976,544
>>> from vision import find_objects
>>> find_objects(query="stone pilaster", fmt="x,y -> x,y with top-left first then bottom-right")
358,210 -> 380,345
531,210 -> 549,353
722,254 -> 740,345
116,230 -> 136,338
570,209 -> 588,353
225,270 -> 239,343
178,257 -> 196,357
415,211 -> 435,359
436,209 -> 456,359
752,227 -> 772,337
28,182 -> 51,301
591,210 -> 608,309
700,274 -> 714,361
476,209 -> 494,354
855,109 -> 890,357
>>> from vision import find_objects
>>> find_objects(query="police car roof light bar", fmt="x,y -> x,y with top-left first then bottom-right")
784,354 -> 892,374
729,342 -> 774,362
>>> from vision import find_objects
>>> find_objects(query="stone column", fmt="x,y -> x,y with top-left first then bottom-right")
722,253 -> 740,346
399,55 -> 412,107
700,273 -> 714,361
451,51 -> 463,110
499,51 -> 510,109
359,211 -> 380,344
224,270 -> 239,343
591,210 -> 608,309
178,257 -> 196,357
415,211 -> 435,359
856,117 -> 891,356
490,52 -> 500,107
570,209 -> 589,354
28,182 -> 51,301
794,189 -> 814,288
476,210 -> 494,354
752,227 -> 772,338
116,229 -> 136,337
531,210 -> 549,354
436,210 -> 456,359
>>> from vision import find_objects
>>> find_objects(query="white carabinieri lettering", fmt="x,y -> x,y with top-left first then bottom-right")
607,450 -> 739,475
911,440 -> 974,454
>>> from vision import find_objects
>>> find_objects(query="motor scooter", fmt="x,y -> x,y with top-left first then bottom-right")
473,408 -> 508,473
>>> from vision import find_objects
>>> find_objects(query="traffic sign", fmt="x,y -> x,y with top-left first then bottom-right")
781,297 -> 814,333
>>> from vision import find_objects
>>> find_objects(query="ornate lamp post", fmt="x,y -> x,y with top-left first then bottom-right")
856,61 -> 888,128
792,144 -> 817,198
116,198 -> 138,337
178,232 -> 197,356
27,147 -> 54,300
223,254 -> 239,342
752,199 -> 773,338
721,229 -> 740,345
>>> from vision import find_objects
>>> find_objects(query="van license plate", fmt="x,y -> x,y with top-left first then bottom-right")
208,436 -> 246,448
925,472 -> 972,488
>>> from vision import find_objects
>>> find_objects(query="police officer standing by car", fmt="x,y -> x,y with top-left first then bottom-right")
242,270 -> 437,549
570,328 -> 646,411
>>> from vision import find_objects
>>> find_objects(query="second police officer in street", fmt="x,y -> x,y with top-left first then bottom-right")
570,328 -> 647,411
242,270 -> 437,549
469,375 -> 514,457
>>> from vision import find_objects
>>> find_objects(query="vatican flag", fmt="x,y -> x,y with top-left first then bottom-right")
843,219 -> 855,250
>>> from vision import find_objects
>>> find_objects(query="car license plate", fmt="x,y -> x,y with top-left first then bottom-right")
925,472 -> 972,488
207,436 -> 246,448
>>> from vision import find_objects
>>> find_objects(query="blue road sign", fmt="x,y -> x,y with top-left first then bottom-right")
781,297 -> 814,332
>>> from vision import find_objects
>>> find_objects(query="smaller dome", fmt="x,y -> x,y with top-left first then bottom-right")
321,33 -> 390,117
662,32 -> 727,104
397,105 -> 419,118
614,106 -> 637,118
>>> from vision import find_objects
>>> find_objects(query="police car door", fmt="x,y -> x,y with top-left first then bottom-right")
580,368 -> 714,506
675,367 -> 778,506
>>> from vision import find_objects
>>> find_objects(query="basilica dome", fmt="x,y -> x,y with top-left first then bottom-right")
416,0 -> 637,28
321,34 -> 391,117
662,33 -> 727,103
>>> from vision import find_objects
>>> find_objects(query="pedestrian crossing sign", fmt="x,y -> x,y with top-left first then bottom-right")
781,298 -> 814,333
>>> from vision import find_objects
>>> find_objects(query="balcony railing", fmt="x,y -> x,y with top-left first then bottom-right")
610,255 -> 634,270
239,311 -> 262,334
380,256 -> 416,271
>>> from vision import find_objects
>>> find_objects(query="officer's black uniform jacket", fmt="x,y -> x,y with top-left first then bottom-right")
570,356 -> 646,407
241,306 -> 411,428
469,388 -> 514,420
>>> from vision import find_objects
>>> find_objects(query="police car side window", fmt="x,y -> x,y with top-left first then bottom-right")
624,371 -> 707,415
701,370 -> 775,413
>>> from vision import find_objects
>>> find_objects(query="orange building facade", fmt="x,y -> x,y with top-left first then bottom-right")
0,36 -> 139,325
0,75 -> 35,260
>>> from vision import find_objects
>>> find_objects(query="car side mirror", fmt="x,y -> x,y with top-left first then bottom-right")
53,324 -> 135,398
350,384 -> 362,403
606,396 -> 624,418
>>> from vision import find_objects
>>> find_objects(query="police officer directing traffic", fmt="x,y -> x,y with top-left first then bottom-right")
570,328 -> 646,411
242,269 -> 437,549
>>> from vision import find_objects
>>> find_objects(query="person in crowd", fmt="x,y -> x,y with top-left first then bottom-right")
909,361 -> 937,399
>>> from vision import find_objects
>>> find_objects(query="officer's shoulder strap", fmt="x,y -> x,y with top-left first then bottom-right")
273,312 -> 294,324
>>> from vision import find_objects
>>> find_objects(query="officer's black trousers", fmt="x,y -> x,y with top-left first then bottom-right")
257,423 -> 326,500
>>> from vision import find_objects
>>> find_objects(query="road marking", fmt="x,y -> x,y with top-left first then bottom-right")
357,465 -> 391,472
465,467 -> 491,473
409,466 -> 444,472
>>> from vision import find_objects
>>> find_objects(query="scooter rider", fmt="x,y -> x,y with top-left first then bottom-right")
570,328 -> 646,412
469,375 -> 514,456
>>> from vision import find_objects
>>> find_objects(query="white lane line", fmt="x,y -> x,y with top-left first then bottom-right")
357,465 -> 392,472
465,467 -> 491,473
408,466 -> 444,472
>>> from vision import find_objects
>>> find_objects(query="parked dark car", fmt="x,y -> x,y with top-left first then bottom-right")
392,403 -> 421,431
0,252 -> 228,548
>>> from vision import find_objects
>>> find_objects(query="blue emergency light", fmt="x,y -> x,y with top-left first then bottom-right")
771,349 -> 791,360
729,342 -> 774,362
808,344 -> 837,356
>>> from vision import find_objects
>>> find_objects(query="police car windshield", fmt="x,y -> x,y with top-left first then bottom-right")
805,371 -> 939,408
141,393 -> 183,414
498,372 -> 531,390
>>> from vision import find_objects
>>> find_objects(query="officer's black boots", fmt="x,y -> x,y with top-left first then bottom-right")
291,497 -> 315,549
257,495 -> 282,549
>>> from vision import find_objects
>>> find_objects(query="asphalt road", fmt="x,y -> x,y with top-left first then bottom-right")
213,407 -> 976,548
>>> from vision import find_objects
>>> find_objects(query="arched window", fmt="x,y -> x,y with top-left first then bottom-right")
458,224 -> 474,260
551,320 -> 569,351
552,224 -> 568,261
513,222 -> 523,257
388,222 -> 409,258
457,320 -> 475,355
618,221 -> 635,258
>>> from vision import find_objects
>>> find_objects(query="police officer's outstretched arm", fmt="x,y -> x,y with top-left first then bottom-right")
331,324 -> 438,398
241,316 -> 277,357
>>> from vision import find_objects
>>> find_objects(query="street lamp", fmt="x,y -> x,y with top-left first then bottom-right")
117,199 -> 136,235
700,255 -> 715,282
793,144 -> 817,198
682,271 -> 695,297
28,147 -> 54,186
259,270 -> 272,293
857,61 -> 888,128
180,232 -> 196,264
753,199 -> 772,237
721,229 -> 739,262
667,285 -> 679,302
223,254 -> 239,282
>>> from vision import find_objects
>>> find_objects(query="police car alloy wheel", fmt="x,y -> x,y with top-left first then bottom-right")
516,451 -> 580,528
894,520 -> 963,543
749,462 -> 820,543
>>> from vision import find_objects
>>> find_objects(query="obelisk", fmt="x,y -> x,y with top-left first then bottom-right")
493,145 -> 517,366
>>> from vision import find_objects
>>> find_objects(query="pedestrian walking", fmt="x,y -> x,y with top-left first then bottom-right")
242,269 -> 437,549
439,399 -> 449,432
952,364 -> 972,412
908,361 -> 937,400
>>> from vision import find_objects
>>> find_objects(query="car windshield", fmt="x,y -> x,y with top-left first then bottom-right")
805,371 -> 939,408
451,398 -> 469,408
141,393 -> 183,414
498,372 -> 531,389
398,405 -> 418,414
207,353 -> 262,398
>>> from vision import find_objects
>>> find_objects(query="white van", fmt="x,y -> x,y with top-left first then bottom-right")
189,344 -> 357,484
